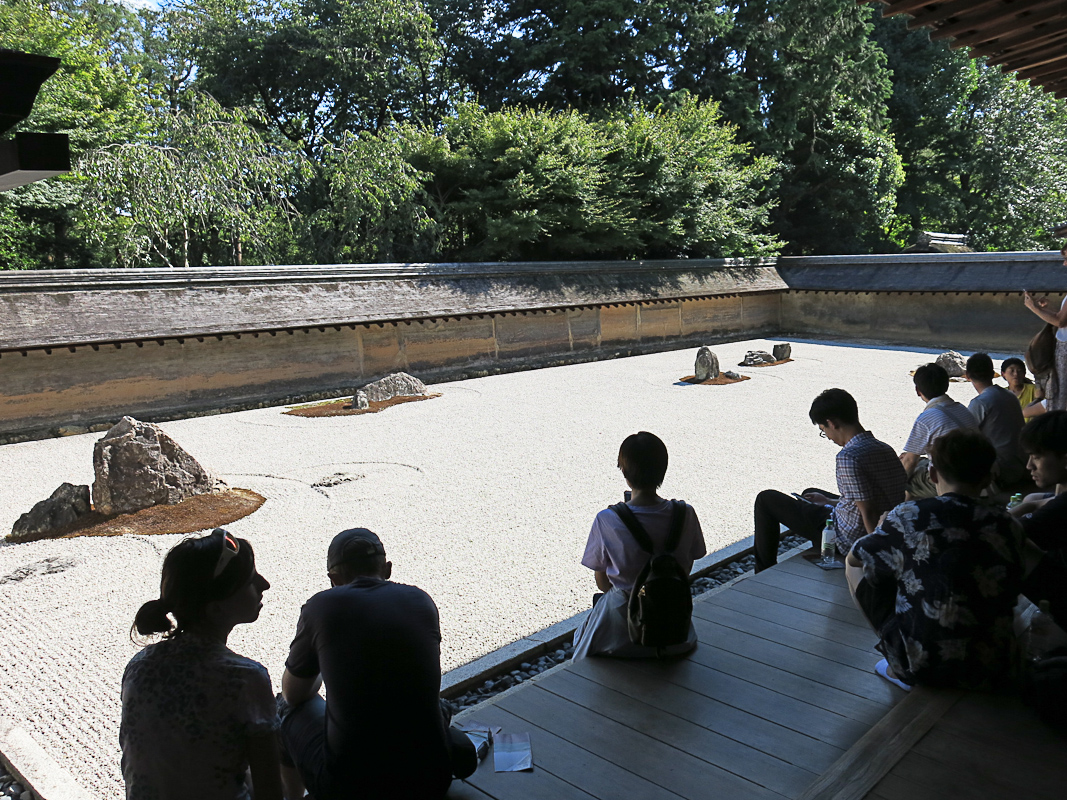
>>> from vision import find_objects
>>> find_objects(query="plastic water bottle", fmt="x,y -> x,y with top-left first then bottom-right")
1008,493 -> 1023,510
1029,600 -> 1055,662
820,519 -> 836,566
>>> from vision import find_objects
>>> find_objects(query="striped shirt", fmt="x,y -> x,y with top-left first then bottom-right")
832,431 -> 908,550
902,395 -> 977,455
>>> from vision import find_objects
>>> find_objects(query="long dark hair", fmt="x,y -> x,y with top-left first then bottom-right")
132,528 -> 255,640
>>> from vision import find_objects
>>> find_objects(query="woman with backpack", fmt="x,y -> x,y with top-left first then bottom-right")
572,431 -> 707,659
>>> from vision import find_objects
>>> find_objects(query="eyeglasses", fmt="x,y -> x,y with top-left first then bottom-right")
212,529 -> 240,578
819,429 -> 829,439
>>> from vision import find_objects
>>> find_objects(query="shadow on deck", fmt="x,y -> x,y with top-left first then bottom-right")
449,554 -> 1065,800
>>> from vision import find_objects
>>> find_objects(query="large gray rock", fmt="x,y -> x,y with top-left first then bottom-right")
739,350 -> 777,366
92,416 -> 218,516
935,350 -> 966,378
9,483 -> 91,542
772,343 -> 792,361
360,372 -> 428,403
694,347 -> 720,381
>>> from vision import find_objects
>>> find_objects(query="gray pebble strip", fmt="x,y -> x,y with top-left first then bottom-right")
0,767 -> 30,800
445,536 -> 808,714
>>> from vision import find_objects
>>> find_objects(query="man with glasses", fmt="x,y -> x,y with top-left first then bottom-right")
753,389 -> 907,572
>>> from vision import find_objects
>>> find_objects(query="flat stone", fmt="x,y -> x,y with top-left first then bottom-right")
56,425 -> 88,437
694,347 -> 720,381
738,350 -> 776,366
9,483 -> 91,542
360,372 -> 428,403
92,416 -> 219,516
723,370 -> 741,380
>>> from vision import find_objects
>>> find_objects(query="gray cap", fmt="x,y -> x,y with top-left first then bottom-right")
327,528 -> 385,570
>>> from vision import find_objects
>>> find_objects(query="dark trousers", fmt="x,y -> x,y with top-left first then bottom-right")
753,488 -> 834,572
280,695 -> 477,800
1024,548 -> 1067,625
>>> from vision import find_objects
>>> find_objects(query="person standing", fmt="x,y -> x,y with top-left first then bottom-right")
1022,243 -> 1067,410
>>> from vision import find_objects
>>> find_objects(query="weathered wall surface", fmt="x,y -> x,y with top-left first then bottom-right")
0,290 -> 781,438
2,252 -> 1063,440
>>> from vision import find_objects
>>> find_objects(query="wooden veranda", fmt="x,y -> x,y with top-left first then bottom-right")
449,553 -> 1066,800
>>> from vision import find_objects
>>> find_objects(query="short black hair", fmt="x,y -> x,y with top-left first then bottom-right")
965,353 -> 995,382
1020,410 -> 1067,456
913,363 -> 949,399
808,389 -> 859,426
1001,357 -> 1026,374
928,429 -> 996,486
618,431 -> 668,490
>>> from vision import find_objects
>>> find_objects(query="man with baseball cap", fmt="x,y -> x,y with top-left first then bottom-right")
279,528 -> 475,799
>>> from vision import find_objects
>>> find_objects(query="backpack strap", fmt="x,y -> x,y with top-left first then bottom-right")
609,502 -> 654,554
664,500 -> 687,555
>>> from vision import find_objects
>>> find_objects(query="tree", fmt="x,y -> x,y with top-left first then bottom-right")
875,16 -> 1067,251
0,0 -> 151,268
185,0 -> 448,154
77,95 -> 304,267
680,0 -> 902,254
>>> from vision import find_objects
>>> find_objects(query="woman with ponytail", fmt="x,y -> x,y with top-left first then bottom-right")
120,528 -> 282,800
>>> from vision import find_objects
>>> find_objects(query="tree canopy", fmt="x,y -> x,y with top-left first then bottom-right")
2,0 -> 1065,269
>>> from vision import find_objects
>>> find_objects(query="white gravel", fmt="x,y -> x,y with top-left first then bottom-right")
0,338 -> 1010,798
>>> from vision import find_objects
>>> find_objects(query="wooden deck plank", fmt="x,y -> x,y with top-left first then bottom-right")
462,704 -> 672,800
543,667 -> 819,797
730,578 -> 872,629
748,569 -> 856,609
625,654 -> 873,749
884,750 -> 1030,800
570,656 -> 847,771
794,687 -> 961,800
496,680 -> 787,800
863,773 -> 940,800
692,604 -> 881,670
690,617 -> 900,705
775,556 -> 848,584
682,636 -> 892,724
448,781 -> 498,800
701,587 -> 879,652
936,691 -> 1067,762
911,725 -> 1065,797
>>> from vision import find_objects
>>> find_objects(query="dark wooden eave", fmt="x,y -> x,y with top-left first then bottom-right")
863,0 -> 1067,98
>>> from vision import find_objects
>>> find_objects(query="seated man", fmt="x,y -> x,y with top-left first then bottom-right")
965,352 -> 1027,490
847,429 -> 1025,690
573,431 -> 706,659
279,528 -> 475,800
1016,412 -> 1067,623
753,389 -> 906,572
899,363 -> 977,499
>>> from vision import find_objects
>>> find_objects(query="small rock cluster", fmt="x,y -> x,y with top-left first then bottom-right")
8,416 -> 220,542
0,767 -> 30,800
445,534 -> 807,713
935,350 -> 966,377
738,344 -> 791,367
353,372 -> 429,409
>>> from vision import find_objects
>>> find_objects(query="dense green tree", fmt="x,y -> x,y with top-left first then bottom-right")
185,0 -> 448,153
875,16 -> 1067,251
0,0 -> 152,268
77,95 -> 304,267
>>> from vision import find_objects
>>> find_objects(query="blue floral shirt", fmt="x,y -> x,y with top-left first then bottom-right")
852,494 -> 1024,688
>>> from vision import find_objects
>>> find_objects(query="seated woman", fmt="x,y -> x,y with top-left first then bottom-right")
846,429 -> 1025,691
1001,357 -> 1044,420
572,431 -> 706,659
121,528 -> 281,800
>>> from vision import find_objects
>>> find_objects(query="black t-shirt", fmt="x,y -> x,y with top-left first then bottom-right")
1021,493 -> 1067,551
286,577 -> 451,797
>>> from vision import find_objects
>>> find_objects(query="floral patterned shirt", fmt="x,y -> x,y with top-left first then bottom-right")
852,494 -> 1024,688
120,634 -> 278,800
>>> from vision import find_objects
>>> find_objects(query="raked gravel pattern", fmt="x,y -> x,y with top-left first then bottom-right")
0,338 -> 1013,798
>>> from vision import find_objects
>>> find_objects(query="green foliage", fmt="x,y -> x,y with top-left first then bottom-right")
186,0 -> 448,151
76,95 -> 304,266
876,17 -> 1067,252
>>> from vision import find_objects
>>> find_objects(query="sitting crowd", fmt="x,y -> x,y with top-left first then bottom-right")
119,357 -> 1066,800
